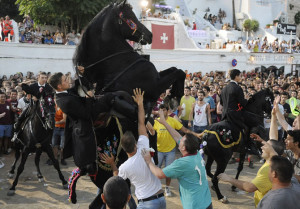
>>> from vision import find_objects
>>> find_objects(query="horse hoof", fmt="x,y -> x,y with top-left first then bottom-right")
63,183 -> 68,190
7,172 -> 14,179
219,196 -> 229,204
232,187 -> 238,192
38,178 -> 44,183
7,190 -> 15,196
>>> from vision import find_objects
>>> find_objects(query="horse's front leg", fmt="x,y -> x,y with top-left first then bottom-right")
212,160 -> 230,203
34,148 -> 44,182
8,147 -> 21,178
44,143 -> 68,189
7,147 -> 30,196
205,155 -> 214,179
231,152 -> 246,192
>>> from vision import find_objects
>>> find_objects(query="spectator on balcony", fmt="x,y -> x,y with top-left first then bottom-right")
34,26 -> 42,44
23,15 -> 33,29
55,32 -> 63,44
3,16 -> 14,42
192,21 -> 197,30
44,35 -> 54,45
24,27 -> 33,43
66,30 -> 76,45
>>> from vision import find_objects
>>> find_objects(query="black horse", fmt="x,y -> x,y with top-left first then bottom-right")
73,0 -> 186,110
7,96 -> 68,196
202,89 -> 273,203
68,1 -> 185,208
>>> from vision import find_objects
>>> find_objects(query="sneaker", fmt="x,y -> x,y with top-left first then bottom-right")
61,159 -> 67,166
248,161 -> 254,169
165,187 -> 172,197
228,158 -> 236,164
46,159 -> 53,165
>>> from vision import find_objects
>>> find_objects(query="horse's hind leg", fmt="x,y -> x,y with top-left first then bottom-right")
8,147 -> 21,178
232,152 -> 246,192
205,155 -> 214,179
44,144 -> 68,189
7,148 -> 30,196
34,148 -> 44,182
212,161 -> 229,203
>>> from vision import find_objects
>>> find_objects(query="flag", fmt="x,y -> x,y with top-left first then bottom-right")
151,24 -> 174,49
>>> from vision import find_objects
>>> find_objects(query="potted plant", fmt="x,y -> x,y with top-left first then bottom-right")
266,24 -> 271,29
273,19 -> 279,26
175,6 -> 180,13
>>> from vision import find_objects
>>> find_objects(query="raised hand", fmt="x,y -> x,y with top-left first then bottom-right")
132,88 -> 144,105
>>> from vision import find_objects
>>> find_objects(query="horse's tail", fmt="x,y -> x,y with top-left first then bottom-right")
68,167 -> 81,204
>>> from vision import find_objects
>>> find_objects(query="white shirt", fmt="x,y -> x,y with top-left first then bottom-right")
118,135 -> 162,200
17,97 -> 29,111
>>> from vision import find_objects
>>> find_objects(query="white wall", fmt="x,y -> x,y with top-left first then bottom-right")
0,42 -> 298,77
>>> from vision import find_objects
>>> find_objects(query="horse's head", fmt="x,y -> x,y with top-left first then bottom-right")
39,95 -> 56,130
115,0 -> 152,45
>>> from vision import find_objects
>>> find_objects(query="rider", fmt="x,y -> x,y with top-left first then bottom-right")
12,72 -> 54,141
220,69 -> 247,128
220,69 -> 256,153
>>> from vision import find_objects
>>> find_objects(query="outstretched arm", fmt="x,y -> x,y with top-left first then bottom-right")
132,88 -> 147,137
218,173 -> 257,193
156,110 -> 182,144
142,149 -> 166,179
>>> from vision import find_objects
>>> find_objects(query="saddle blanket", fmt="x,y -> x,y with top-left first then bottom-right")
203,120 -> 242,148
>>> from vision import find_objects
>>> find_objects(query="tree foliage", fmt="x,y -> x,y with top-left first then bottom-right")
15,0 -> 111,32
295,11 -> 300,25
243,19 -> 259,32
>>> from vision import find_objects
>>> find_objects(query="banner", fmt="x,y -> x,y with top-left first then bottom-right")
151,24 -> 174,49
277,23 -> 297,35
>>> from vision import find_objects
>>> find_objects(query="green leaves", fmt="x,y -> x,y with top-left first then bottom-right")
15,0 -> 111,31
243,19 -> 260,32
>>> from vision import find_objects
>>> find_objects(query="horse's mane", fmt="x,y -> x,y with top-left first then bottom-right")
73,3 -> 115,67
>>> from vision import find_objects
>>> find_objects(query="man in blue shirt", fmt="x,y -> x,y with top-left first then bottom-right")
142,110 -> 212,209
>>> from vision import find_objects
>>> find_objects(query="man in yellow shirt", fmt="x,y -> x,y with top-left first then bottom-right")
179,87 -> 195,129
218,135 -> 284,207
150,104 -> 200,197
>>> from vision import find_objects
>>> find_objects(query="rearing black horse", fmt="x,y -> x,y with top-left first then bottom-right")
202,88 -> 273,203
7,96 -> 68,196
68,1 -> 185,208
73,0 -> 186,108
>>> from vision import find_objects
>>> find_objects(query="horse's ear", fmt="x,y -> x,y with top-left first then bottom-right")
122,0 -> 127,7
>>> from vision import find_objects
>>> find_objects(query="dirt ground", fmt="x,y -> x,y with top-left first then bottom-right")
0,150 -> 259,209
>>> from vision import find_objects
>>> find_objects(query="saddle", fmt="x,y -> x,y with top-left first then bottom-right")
203,120 -> 242,148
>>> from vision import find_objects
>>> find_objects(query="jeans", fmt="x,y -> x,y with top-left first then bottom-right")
51,127 -> 65,149
0,125 -> 12,138
137,196 -> 166,209
157,148 -> 176,168
193,125 -> 207,133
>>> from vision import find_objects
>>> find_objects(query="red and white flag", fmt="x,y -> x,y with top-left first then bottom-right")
151,24 -> 174,49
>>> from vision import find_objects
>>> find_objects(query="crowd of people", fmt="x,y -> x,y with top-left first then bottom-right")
1,68 -> 300,208
0,15 -> 81,45
245,37 -> 300,53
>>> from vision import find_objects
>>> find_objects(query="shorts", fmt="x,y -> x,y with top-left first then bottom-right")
51,127 -> 65,149
0,125 -> 12,138
157,148 -> 176,168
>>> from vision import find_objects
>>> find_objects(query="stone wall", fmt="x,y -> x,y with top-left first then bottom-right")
1,42 -> 299,77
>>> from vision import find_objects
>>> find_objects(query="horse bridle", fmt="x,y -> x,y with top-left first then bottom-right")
118,11 -> 145,46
